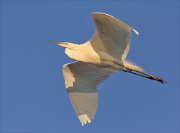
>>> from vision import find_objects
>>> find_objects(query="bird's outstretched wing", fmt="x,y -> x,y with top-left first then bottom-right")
62,61 -> 115,126
90,12 -> 138,61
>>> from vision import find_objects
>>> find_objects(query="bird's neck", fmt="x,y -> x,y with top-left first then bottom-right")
65,44 -> 89,62
65,43 -> 82,61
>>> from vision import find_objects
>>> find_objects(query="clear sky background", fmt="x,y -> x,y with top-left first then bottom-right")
0,0 -> 179,133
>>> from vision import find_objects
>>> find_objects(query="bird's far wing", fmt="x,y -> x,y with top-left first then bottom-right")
62,61 -> 115,126
90,12 -> 138,61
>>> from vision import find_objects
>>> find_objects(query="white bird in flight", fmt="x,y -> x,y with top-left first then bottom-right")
49,12 -> 166,126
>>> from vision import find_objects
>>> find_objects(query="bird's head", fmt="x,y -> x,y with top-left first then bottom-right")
49,40 -> 79,60
49,41 -> 75,50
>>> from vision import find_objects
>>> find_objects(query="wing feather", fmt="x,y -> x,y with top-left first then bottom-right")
62,61 -> 115,126
90,12 -> 138,61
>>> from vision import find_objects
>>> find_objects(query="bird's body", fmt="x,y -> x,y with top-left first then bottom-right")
50,12 -> 166,126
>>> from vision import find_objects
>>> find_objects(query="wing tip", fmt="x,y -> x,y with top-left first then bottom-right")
132,28 -> 139,35
78,114 -> 92,126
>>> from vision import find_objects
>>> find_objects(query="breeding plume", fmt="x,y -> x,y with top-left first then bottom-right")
50,12 -> 166,126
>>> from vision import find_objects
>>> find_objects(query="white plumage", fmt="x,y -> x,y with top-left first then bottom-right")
50,12 -> 166,126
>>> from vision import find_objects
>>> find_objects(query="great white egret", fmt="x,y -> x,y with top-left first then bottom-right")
49,12 -> 166,126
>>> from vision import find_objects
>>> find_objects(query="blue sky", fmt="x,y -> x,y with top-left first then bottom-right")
0,0 -> 179,132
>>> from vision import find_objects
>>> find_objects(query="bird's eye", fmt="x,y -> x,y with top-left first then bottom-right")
67,48 -> 74,52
